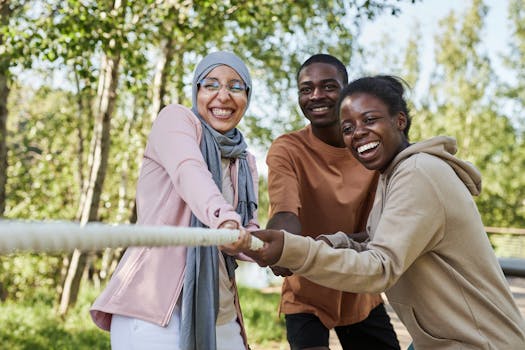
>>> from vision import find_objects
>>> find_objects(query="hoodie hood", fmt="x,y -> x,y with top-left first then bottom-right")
386,136 -> 482,196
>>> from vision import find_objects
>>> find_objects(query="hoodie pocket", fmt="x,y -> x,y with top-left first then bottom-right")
390,301 -> 459,348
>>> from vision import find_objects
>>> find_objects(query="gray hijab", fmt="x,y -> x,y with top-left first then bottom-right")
190,51 -> 252,109
180,51 -> 257,350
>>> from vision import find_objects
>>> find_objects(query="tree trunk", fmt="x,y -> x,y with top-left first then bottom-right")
0,1 -> 13,302
73,66 -> 86,190
0,70 -> 8,217
0,0 -> 13,217
94,91 -> 137,285
175,50 -> 185,104
150,38 -> 175,121
58,52 -> 121,316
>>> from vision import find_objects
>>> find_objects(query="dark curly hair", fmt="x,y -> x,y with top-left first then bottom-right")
336,75 -> 412,138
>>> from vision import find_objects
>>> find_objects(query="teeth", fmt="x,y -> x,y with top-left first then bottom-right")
312,106 -> 329,112
212,108 -> 232,116
357,142 -> 379,154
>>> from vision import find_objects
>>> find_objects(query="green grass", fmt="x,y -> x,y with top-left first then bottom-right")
0,287 -> 110,350
0,284 -> 285,349
0,303 -> 110,349
238,285 -> 286,345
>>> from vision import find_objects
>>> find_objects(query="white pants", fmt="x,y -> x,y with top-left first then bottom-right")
110,307 -> 245,350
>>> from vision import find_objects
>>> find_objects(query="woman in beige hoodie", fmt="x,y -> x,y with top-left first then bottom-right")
248,76 -> 525,349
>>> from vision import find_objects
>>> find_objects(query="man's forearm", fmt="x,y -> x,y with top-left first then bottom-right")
266,211 -> 302,234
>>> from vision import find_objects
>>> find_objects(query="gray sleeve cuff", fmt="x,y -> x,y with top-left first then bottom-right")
317,231 -> 351,248
317,231 -> 369,252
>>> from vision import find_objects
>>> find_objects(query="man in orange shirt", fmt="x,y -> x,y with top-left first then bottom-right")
266,54 -> 399,350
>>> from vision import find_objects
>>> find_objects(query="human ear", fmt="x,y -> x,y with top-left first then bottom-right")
396,112 -> 407,131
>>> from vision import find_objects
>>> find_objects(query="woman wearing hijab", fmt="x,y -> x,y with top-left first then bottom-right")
90,51 -> 259,350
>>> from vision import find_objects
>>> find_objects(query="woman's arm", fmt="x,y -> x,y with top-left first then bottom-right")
147,104 -> 241,229
248,161 -> 446,293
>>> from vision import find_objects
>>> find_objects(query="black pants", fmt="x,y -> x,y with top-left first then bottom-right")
285,303 -> 400,350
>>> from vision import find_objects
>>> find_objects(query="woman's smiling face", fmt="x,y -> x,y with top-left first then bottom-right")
340,92 -> 408,173
196,65 -> 248,134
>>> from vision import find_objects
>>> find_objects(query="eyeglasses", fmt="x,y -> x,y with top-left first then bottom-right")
198,78 -> 248,94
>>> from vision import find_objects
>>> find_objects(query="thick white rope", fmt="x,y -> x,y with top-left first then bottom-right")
0,220 -> 264,254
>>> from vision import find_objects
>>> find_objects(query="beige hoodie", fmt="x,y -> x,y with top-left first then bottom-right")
277,136 -> 525,349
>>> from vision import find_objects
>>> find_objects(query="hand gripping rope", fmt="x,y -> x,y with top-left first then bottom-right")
0,220 -> 264,254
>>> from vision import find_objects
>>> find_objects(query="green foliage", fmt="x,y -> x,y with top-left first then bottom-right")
257,175 -> 270,228
0,1 -> 39,71
0,286 -> 110,350
0,284 -> 285,349
238,285 -> 286,345
502,0 -> 525,132
6,85 -> 82,220
408,0 -> 525,228
0,253 -> 62,303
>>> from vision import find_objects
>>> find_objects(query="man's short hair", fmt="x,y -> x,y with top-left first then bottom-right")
297,54 -> 348,85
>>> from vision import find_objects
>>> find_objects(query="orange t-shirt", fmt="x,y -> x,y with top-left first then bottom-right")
266,125 -> 382,328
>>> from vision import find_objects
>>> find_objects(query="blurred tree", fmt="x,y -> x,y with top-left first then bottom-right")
501,0 -> 525,132
0,0 -> 41,301
3,85 -> 81,301
499,0 -> 525,223
410,0 -> 525,227
49,0 -> 133,316
0,0 -> 37,216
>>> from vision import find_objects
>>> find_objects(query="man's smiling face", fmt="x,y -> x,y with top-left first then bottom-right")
297,62 -> 344,129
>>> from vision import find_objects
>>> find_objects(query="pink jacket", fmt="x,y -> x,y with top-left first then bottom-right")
90,104 -> 259,336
